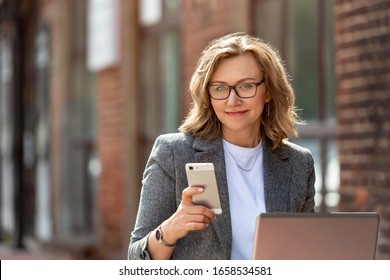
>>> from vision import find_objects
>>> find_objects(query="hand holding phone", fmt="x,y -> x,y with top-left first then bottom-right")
185,163 -> 222,214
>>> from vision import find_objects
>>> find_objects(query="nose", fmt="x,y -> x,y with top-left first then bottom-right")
226,88 -> 241,106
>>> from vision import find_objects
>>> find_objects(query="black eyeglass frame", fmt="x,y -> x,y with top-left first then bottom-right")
208,78 -> 265,100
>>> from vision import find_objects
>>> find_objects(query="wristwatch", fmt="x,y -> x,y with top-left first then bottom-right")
155,225 -> 176,247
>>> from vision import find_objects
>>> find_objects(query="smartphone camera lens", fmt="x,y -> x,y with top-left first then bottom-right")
189,166 -> 193,170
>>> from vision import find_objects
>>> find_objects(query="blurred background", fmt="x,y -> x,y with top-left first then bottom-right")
0,0 -> 389,259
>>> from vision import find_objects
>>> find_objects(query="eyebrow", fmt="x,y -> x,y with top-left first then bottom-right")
209,77 -> 260,85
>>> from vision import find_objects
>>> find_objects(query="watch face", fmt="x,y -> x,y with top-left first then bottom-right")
155,226 -> 175,247
156,228 -> 162,241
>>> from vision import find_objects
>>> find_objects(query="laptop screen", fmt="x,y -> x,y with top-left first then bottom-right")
252,212 -> 380,260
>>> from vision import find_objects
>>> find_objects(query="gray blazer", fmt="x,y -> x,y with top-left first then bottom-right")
128,133 -> 315,260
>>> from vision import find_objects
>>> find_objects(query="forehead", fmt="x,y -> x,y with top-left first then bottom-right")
211,52 -> 261,82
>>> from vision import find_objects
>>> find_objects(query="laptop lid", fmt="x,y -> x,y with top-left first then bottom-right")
252,212 -> 380,260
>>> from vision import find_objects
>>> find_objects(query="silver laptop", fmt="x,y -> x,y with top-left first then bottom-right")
252,212 -> 380,260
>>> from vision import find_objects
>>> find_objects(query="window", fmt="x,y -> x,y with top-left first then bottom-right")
58,0 -> 97,238
253,0 -> 338,211
0,37 -> 16,238
138,0 -> 181,162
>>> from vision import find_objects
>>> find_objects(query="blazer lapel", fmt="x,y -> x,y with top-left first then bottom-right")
193,137 -> 232,259
263,138 -> 291,212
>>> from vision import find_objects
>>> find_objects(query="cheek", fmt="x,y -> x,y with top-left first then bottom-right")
210,100 -> 225,122
251,99 -> 267,118
210,99 -> 220,113
251,96 -> 266,109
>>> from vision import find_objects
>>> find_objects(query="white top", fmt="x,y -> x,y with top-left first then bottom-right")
223,139 -> 266,260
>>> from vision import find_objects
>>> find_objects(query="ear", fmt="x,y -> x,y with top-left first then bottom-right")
265,91 -> 272,103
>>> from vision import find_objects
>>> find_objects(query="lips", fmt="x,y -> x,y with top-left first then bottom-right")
225,110 -> 248,116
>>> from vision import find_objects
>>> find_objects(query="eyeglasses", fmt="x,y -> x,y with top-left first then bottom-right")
208,79 -> 265,100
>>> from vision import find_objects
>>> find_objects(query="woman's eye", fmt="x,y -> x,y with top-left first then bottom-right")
215,86 -> 228,92
238,83 -> 253,90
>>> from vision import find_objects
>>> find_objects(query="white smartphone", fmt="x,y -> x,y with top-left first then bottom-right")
185,163 -> 222,214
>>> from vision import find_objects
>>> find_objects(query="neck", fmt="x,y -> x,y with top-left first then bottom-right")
222,130 -> 262,148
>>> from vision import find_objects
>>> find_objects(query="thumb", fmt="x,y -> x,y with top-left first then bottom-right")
181,186 -> 204,205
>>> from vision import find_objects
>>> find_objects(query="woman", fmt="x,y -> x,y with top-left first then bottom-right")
128,32 -> 315,260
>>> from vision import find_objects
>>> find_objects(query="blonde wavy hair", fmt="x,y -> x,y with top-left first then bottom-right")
179,32 -> 301,149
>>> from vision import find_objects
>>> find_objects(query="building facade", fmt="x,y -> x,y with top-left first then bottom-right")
334,0 -> 390,259
0,0 -> 389,259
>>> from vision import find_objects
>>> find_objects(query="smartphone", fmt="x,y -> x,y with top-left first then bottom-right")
185,163 -> 222,214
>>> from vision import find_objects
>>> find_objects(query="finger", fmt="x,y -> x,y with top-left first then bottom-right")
167,208 -> 211,238
178,204 -> 216,225
188,202 -> 216,218
184,221 -> 210,231
181,186 -> 204,205
185,213 -> 212,224
181,214 -> 213,230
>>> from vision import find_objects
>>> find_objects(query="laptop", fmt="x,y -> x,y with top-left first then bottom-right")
252,212 -> 380,260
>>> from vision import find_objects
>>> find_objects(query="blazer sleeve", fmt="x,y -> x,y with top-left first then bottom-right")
128,135 -> 178,260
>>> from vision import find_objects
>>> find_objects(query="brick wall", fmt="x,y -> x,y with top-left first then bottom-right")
39,0 -> 138,259
334,0 -> 390,259
96,66 -> 128,259
95,0 -> 139,259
